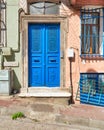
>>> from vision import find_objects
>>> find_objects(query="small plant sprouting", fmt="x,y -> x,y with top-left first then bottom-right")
12,112 -> 25,120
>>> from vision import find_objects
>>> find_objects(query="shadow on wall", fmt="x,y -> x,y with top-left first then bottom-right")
12,70 -> 21,94
5,51 -> 15,61
86,69 -> 97,73
4,52 -> 21,94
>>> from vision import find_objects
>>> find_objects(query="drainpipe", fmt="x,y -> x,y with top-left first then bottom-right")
12,8 -> 25,52
69,57 -> 74,104
0,49 -> 3,69
68,48 -> 75,104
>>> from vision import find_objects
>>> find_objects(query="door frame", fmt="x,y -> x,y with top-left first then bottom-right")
20,15 -> 68,93
28,23 -> 60,87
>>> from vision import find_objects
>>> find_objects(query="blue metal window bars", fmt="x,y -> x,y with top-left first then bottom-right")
80,73 -> 104,107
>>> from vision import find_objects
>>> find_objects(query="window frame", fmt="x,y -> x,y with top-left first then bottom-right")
81,12 -> 100,54
80,73 -> 98,94
80,73 -> 104,106
27,1 -> 60,15
80,8 -> 104,58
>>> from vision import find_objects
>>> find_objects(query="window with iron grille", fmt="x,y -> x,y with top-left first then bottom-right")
80,73 -> 104,106
80,73 -> 104,95
81,8 -> 104,57
28,1 -> 60,15
0,0 -> 6,47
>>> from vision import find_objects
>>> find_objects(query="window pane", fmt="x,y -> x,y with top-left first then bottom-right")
29,2 -> 44,14
92,26 -> 99,53
80,73 -> 104,106
81,11 -> 100,54
45,2 -> 59,14
82,13 -> 99,24
92,26 -> 98,35
81,25 -> 91,53
29,2 -> 59,15
86,26 -> 90,53
98,75 -> 104,94
81,73 -> 97,94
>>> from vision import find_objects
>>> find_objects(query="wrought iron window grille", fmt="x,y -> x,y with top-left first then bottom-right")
80,8 -> 104,59
80,73 -> 104,107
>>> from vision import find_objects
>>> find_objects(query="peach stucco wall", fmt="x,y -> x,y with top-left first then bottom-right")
60,1 -> 104,101
60,1 -> 80,98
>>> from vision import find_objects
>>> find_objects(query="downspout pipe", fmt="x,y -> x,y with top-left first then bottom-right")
0,49 -> 3,69
12,8 -> 25,52
69,57 -> 74,104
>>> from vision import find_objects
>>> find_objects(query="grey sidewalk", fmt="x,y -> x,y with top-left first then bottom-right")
0,116 -> 102,130
0,96 -> 104,129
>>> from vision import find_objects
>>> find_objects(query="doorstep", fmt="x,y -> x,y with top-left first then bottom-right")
19,89 -> 71,98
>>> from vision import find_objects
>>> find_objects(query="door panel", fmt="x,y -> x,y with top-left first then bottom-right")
28,23 -> 60,87
28,24 -> 45,86
46,24 -> 60,86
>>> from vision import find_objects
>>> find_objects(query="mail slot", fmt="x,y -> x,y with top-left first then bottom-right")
50,59 -> 56,62
49,56 -> 58,64
34,59 -> 40,62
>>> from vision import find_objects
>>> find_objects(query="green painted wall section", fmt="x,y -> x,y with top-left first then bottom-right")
6,0 -> 22,92
7,0 -> 19,50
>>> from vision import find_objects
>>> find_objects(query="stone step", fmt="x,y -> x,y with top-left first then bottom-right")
19,92 -> 71,97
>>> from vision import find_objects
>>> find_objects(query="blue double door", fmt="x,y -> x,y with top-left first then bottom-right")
28,23 -> 60,87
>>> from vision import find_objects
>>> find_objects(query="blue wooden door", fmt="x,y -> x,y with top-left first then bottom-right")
28,23 -> 60,87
